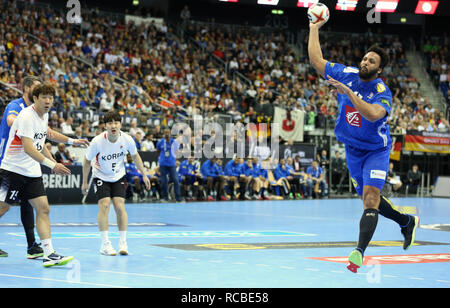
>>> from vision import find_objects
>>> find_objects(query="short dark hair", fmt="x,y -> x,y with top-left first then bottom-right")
103,110 -> 122,123
22,75 -> 42,92
32,82 -> 56,98
366,44 -> 390,69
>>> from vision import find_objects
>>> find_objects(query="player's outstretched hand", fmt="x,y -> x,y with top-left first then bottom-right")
53,163 -> 71,175
72,138 -> 90,148
309,19 -> 327,30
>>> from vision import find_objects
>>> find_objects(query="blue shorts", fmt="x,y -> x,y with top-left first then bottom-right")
345,144 -> 390,196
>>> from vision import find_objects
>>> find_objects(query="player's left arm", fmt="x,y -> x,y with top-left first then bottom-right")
327,76 -> 387,122
46,127 -> 90,147
128,134 -> 150,189
131,153 -> 151,190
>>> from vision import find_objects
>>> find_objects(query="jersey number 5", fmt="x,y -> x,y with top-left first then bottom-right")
112,162 -> 116,172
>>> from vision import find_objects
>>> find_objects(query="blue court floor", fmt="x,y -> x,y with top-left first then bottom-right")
0,197 -> 449,288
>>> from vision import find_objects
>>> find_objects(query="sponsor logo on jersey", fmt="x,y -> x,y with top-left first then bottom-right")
376,83 -> 386,93
351,177 -> 358,188
380,98 -> 391,108
343,67 -> 359,73
370,169 -> 387,180
345,105 -> 361,127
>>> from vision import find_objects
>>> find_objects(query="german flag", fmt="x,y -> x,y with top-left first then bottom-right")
404,132 -> 450,154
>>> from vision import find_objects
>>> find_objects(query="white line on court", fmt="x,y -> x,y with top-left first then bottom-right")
280,266 -> 295,270
0,273 -> 129,288
96,269 -> 183,280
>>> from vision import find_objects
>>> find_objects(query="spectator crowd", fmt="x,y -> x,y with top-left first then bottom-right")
0,0 -> 447,202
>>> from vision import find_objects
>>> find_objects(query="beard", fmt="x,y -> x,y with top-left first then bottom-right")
358,65 -> 379,80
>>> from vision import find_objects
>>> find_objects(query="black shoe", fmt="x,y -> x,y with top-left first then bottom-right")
401,216 -> 419,250
0,248 -> 7,257
43,252 -> 74,268
27,242 -> 44,259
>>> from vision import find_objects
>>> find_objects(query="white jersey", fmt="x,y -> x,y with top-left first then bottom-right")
0,105 -> 48,177
85,131 -> 137,182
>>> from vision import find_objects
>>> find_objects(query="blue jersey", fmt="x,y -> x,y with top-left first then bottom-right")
307,166 -> 323,179
156,138 -> 179,167
274,164 -> 290,180
0,97 -> 27,163
125,162 -> 142,181
325,62 -> 392,150
224,160 -> 242,177
179,160 -> 196,176
242,163 -> 258,177
201,160 -> 221,178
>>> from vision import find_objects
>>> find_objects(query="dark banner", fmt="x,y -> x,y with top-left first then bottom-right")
43,166 -> 97,204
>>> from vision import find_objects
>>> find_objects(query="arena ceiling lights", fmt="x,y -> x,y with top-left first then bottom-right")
257,0 -> 280,5
415,0 -> 439,14
335,0 -> 359,11
375,0 -> 399,13
216,0 -> 440,15
297,0 -> 318,8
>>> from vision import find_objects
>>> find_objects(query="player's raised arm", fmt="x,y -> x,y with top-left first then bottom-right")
308,20 -> 328,77
47,127 -> 90,148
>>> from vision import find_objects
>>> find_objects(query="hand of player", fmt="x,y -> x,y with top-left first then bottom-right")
143,175 -> 151,191
72,139 -> 90,148
81,182 -> 89,195
53,163 -> 71,175
309,19 -> 327,30
326,75 -> 351,95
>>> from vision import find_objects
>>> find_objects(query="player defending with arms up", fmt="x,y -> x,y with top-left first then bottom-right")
82,111 -> 150,256
308,20 -> 419,273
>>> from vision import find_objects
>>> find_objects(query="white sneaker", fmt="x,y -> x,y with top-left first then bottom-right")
100,241 -> 117,256
118,241 -> 128,255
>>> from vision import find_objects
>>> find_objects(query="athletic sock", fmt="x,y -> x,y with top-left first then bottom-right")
119,231 -> 127,243
357,208 -> 379,255
100,231 -> 109,243
378,195 -> 410,227
20,203 -> 36,248
41,238 -> 54,256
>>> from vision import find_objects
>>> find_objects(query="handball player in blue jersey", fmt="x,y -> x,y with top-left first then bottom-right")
308,20 -> 419,273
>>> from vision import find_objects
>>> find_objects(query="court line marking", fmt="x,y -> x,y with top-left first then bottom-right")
96,270 -> 183,280
0,273 -> 129,288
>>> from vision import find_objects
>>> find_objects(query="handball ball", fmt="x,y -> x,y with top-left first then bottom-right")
307,3 -> 330,24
